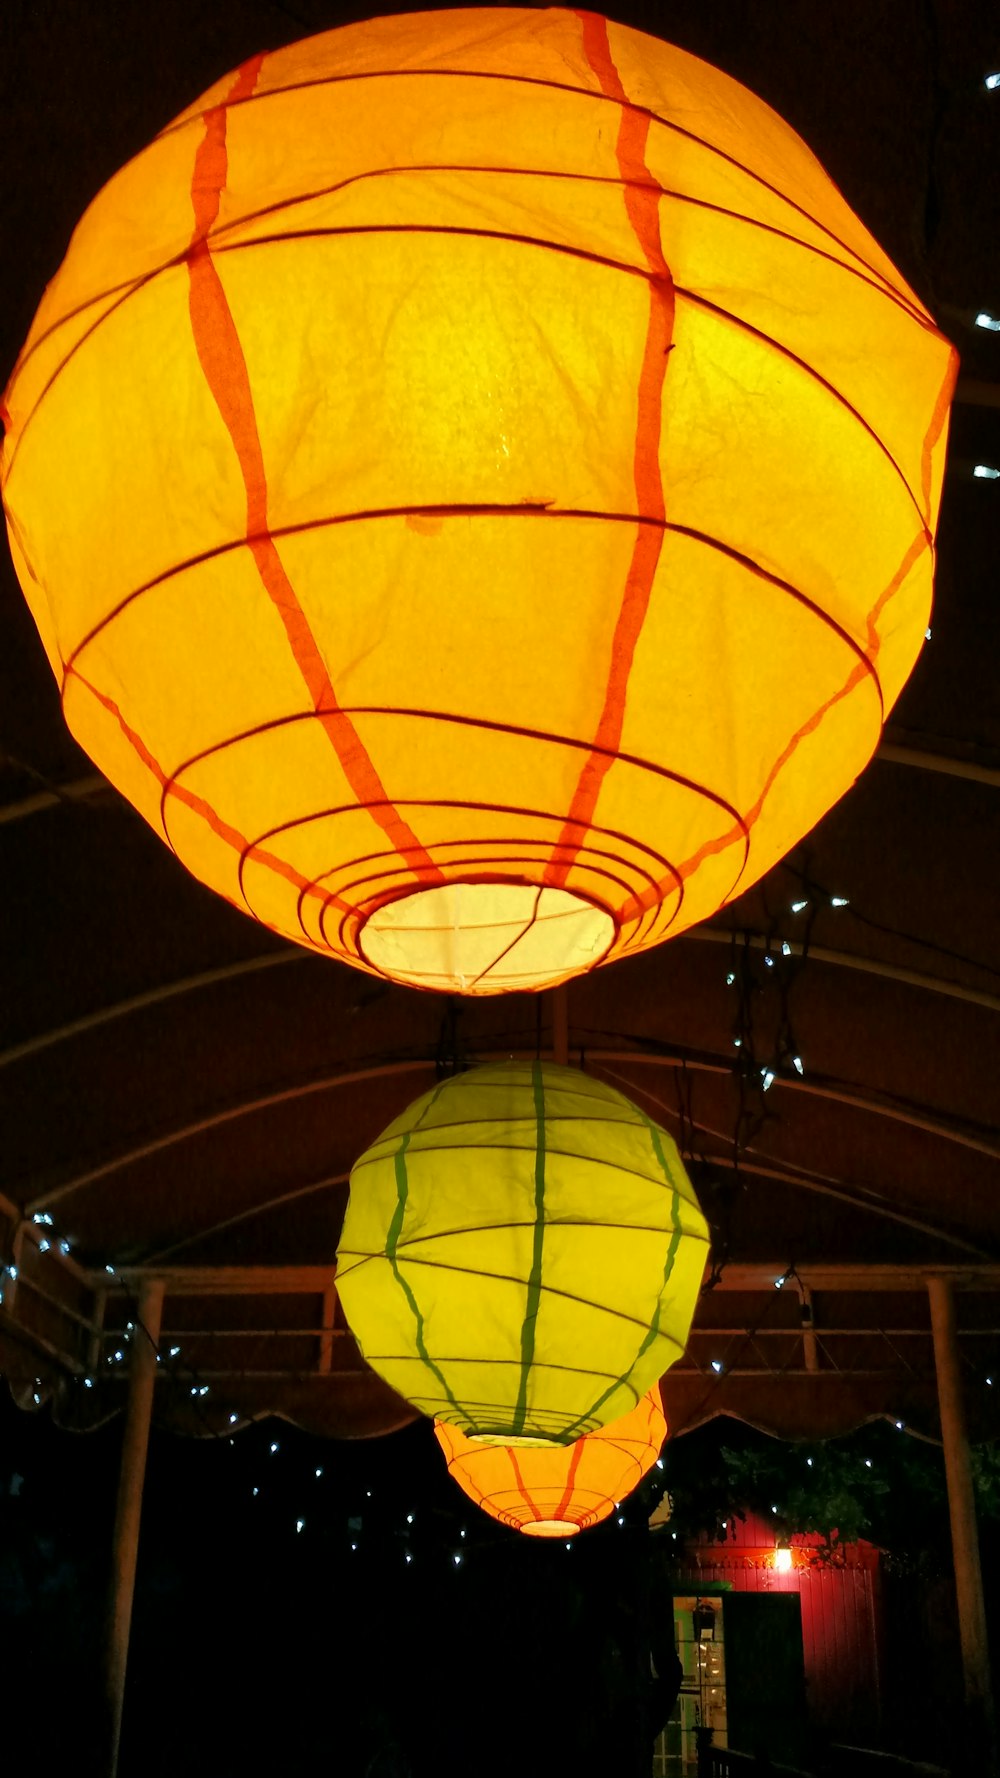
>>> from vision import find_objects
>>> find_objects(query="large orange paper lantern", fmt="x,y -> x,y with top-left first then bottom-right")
435,1386 -> 667,1536
335,1061 -> 708,1442
1,10 -> 956,994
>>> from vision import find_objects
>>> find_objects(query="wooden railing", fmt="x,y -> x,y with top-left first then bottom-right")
699,1741 -> 950,1778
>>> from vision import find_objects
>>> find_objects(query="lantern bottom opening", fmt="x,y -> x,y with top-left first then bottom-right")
521,1519 -> 581,1538
358,880 -> 615,994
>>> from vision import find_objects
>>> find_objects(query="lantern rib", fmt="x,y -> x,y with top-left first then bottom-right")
4,156 -> 937,415
351,1142 -> 705,1197
275,817 -> 668,918
65,512 -> 879,701
461,883 -> 545,993
336,1251 -> 701,1342
675,288 -> 932,533
6,225 -> 931,505
151,63 -> 933,317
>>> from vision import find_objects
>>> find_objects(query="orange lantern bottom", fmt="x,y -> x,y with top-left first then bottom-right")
435,1387 -> 667,1537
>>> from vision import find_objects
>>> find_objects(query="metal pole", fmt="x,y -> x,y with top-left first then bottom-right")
927,1274 -> 996,1771
106,1277 -> 164,1777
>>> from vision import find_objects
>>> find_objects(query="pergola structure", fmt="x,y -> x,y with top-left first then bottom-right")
1,2 -> 998,1773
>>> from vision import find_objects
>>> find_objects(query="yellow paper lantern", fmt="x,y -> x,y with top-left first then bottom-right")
435,1386 -> 667,1536
335,1061 -> 708,1442
1,11 -> 956,994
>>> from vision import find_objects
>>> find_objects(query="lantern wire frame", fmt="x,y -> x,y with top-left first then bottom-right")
0,8 -> 957,995
335,1060 -> 709,1443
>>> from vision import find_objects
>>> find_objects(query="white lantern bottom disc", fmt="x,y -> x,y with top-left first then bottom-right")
520,1518 -> 581,1538
358,881 -> 615,994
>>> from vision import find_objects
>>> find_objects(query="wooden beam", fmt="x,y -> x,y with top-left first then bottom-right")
927,1275 -> 996,1770
106,1278 -> 164,1778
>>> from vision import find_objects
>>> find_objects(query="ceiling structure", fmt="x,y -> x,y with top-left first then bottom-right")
1,0 -> 998,1451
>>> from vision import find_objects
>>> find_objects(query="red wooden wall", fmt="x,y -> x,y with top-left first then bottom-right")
676,1509 -> 883,1740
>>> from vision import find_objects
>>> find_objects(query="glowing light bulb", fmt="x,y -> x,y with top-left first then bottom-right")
830,896 -> 849,908
774,1545 -> 793,1573
761,1070 -> 775,1092
781,941 -> 792,956
296,1519 -> 305,1533
711,1360 -> 724,1374
37,1239 -> 50,1253
791,899 -> 808,913
270,1442 -> 279,1454
792,1055 -> 804,1075
229,1413 -> 239,1425
973,464 -> 999,479
975,310 -> 1000,330
726,971 -> 736,986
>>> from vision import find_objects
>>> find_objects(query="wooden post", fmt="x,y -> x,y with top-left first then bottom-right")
927,1274 -> 996,1771
552,983 -> 569,1066
106,1277 -> 164,1777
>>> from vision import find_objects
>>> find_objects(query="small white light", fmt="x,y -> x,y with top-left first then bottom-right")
672,1531 -> 677,1540
296,1519 -> 305,1533
830,896 -> 849,908
771,1504 -> 778,1514
617,1516 -> 625,1526
764,953 -> 774,968
711,1360 -> 724,1374
925,627 -> 932,641
33,1391 -> 41,1405
460,1528 -> 466,1538
7,1265 -> 18,1282
199,1385 -> 209,1396
792,1055 -> 804,1075
407,1513 -> 414,1524
32,1212 -> 54,1226
169,1345 -> 180,1357
38,1239 -> 50,1254
405,1552 -> 413,1563
113,1350 -> 124,1363
987,1377 -> 994,1387
865,1459 -> 872,1468
190,1386 -> 199,1396
896,1420 -> 904,1430
726,971 -> 736,986
781,941 -> 791,957
565,1541 -> 573,1550
655,1459 -> 664,1470
315,1467 -> 323,1478
105,1264 -> 115,1276
229,1413 -> 239,1425
807,1458 -> 813,1467
791,898 -> 808,913
975,310 -> 1000,330
84,1376 -> 94,1388
774,1275 -> 784,1289
270,1441 -> 279,1453
366,1490 -> 372,1498
761,1070 -> 775,1092
721,1519 -> 727,1530
733,1036 -> 742,1049
59,1239 -> 71,1255
973,464 -> 1000,479
351,1542 -> 357,1551
985,73 -> 1000,90
453,1553 -> 462,1566
253,1487 -> 259,1497
774,1545 -> 793,1573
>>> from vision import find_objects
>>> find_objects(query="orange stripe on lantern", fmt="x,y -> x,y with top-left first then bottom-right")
186,58 -> 443,890
547,13 -> 674,891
